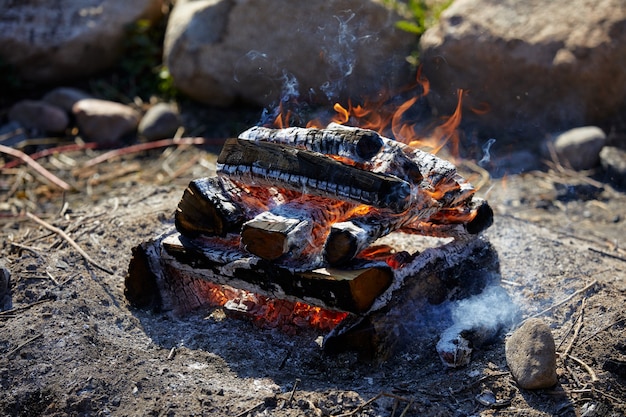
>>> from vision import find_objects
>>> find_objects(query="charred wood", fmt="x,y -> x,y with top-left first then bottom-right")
238,123 -> 384,162
217,138 -> 412,212
323,237 -> 500,360
175,177 -> 248,238
241,196 -> 355,263
126,230 -> 394,314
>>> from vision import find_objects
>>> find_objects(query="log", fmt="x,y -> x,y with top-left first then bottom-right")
324,198 -> 494,265
241,196 -> 357,263
174,177 -> 247,238
238,123 -> 384,162
216,138 -> 412,213
323,236 -> 501,360
241,213 -> 310,261
125,230 -> 394,314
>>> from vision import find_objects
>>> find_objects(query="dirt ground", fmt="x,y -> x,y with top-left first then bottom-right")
1,133 -> 626,416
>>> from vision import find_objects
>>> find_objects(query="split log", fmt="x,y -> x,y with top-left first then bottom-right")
324,197 -> 493,265
241,213 -> 311,261
238,123 -> 384,162
174,177 -> 247,237
175,176 -> 300,238
125,230 -> 394,314
241,196 -> 356,262
217,138 -> 412,213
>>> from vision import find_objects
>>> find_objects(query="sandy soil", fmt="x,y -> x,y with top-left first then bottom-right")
1,143 -> 625,417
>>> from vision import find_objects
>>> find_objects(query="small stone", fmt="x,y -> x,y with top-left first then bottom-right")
505,318 -> 558,389
552,126 -> 607,170
8,99 -> 69,133
72,98 -> 141,146
138,102 -> 181,141
599,146 -> 626,188
42,87 -> 92,113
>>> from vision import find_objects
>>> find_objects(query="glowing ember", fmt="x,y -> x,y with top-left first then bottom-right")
198,280 -> 348,334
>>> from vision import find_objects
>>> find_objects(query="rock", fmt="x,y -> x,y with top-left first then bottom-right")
0,121 -> 28,147
419,0 -> 626,140
551,126 -> 607,170
600,146 -> 626,188
8,100 -> 69,133
164,0 -> 415,107
0,0 -> 164,84
505,318 -> 558,389
138,102 -> 181,141
42,87 -> 93,113
72,99 -> 141,145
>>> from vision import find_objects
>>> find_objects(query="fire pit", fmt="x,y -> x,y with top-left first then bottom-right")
125,123 -> 497,362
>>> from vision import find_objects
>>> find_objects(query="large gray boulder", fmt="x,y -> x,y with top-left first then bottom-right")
419,0 -> 626,140
164,0 -> 416,107
0,0 -> 164,83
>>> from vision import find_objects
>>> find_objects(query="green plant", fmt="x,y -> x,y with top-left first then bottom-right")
91,15 -> 179,102
384,0 -> 453,66
392,0 -> 453,35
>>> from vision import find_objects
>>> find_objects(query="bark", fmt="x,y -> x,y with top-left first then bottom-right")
217,138 -> 413,212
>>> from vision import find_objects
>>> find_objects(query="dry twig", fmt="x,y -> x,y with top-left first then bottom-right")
2,142 -> 98,169
287,378 -> 300,404
25,212 -> 114,275
234,401 -> 265,417
82,137 -> 214,168
1,143 -> 71,190
587,247 -> 626,263
565,353 -> 599,382
0,298 -> 53,319
526,281 -> 598,322
579,316 -> 626,346
7,333 -> 43,358
560,298 -> 586,356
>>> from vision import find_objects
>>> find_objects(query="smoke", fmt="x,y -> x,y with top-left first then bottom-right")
436,285 -> 520,366
449,285 -> 519,339
478,138 -> 497,167
319,11 -> 360,101
238,9 -> 375,126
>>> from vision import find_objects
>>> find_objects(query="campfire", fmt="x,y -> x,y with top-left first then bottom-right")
125,118 -> 499,363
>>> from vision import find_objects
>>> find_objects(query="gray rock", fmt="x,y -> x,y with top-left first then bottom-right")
600,146 -> 626,187
0,121 -> 28,147
42,87 -> 93,113
419,0 -> 626,140
505,318 -> 558,390
8,100 -> 69,133
552,126 -> 606,170
0,0 -> 163,83
72,99 -> 141,145
164,0 -> 415,107
138,102 -> 181,141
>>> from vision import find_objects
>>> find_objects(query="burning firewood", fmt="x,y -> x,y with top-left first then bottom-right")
325,197 -> 493,265
126,123 -> 501,362
174,124 -> 492,267
241,196 -> 356,262
125,231 -> 394,314
238,123 -> 384,162
217,137 -> 413,212
174,177 -> 248,237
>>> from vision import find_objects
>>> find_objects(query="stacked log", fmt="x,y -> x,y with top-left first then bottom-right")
174,124 -> 492,268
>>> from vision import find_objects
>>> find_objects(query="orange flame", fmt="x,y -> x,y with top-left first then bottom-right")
273,67 -> 465,158
198,280 -> 348,333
